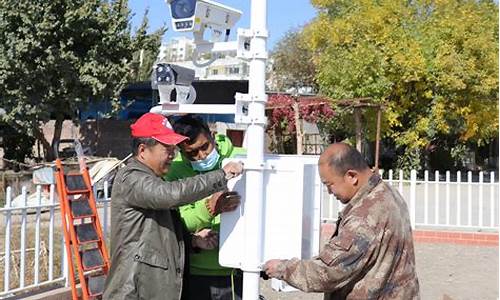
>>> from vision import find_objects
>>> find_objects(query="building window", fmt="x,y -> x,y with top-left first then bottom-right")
228,67 -> 240,74
212,69 -> 219,75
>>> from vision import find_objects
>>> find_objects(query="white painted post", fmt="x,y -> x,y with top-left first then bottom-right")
434,170 -> 439,225
490,172 -> 495,227
479,171 -> 484,227
424,170 -> 429,225
49,185 -> 55,281
104,181 -> 109,240
242,1 -> 268,299
34,186 -> 42,285
468,171 -> 472,226
410,170 -> 416,229
20,186 -> 27,288
445,171 -> 450,226
456,171 -> 461,226
4,187 -> 12,293
62,235 -> 69,287
328,192 -> 334,220
388,169 -> 393,186
398,170 -> 403,195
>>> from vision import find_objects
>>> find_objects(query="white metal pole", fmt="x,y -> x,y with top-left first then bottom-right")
467,171 -> 472,226
20,186 -> 27,288
49,185 -> 55,281
104,181 -> 109,240
398,170 -> 403,195
445,170 -> 450,226
242,0 -> 267,299
4,187 -> 12,293
457,171 -> 461,226
424,170 -> 429,225
490,172 -> 495,227
435,170 -> 440,225
34,186 -> 42,285
479,171 -> 484,227
410,170 -> 416,229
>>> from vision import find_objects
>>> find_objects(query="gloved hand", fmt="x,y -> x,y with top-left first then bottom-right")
206,191 -> 241,216
192,228 -> 218,250
222,161 -> 244,180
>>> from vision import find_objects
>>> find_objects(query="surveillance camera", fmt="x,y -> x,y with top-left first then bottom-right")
167,0 -> 242,33
151,63 -> 197,104
152,63 -> 195,87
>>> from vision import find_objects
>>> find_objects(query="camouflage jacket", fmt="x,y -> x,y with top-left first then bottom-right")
276,174 -> 420,300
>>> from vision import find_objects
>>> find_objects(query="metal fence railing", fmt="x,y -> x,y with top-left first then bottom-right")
0,183 -> 111,298
1,169 -> 498,297
322,170 -> 499,231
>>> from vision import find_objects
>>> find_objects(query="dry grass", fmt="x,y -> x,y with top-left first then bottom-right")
0,223 -> 65,293
0,208 -> 111,297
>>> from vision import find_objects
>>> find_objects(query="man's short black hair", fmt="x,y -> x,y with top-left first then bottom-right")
131,137 -> 158,156
328,144 -> 369,175
172,115 -> 211,145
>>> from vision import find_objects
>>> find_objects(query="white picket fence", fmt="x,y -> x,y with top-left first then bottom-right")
323,170 -> 499,231
0,182 -> 111,298
0,170 -> 498,297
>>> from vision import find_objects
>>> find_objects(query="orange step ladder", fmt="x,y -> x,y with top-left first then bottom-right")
54,151 -> 110,299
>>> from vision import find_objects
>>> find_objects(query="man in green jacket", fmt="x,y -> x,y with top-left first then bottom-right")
104,113 -> 244,300
165,115 -> 246,300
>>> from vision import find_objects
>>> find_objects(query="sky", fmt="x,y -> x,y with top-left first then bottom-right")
128,0 -> 318,50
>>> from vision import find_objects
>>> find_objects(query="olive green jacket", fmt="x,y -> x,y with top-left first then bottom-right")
103,158 -> 228,300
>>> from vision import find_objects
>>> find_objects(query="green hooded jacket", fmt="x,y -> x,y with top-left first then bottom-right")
164,134 -> 246,276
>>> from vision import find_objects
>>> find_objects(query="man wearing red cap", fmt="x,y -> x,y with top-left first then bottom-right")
104,113 -> 244,300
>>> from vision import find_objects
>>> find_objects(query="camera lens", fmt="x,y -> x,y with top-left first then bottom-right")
171,0 -> 196,19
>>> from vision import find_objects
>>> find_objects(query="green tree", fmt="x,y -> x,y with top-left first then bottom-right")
130,9 -> 164,82
305,0 -> 498,171
0,0 -> 165,161
0,122 -> 36,170
270,28 -> 317,92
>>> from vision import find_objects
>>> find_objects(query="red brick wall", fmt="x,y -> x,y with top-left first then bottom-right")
321,223 -> 498,247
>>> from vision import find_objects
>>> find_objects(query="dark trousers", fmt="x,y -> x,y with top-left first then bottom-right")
184,274 -> 243,300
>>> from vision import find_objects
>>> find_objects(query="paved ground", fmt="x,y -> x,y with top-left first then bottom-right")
0,234 -> 497,299
259,243 -> 499,300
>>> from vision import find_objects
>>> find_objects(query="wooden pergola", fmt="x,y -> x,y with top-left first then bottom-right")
335,97 -> 385,170
266,93 -> 331,155
265,94 -> 385,170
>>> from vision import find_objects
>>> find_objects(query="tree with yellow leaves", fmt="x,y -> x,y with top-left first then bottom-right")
304,0 -> 498,171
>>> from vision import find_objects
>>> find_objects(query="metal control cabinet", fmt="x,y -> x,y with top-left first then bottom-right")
219,155 -> 323,290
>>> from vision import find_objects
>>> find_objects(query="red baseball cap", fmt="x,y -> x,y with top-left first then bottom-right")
130,113 -> 188,145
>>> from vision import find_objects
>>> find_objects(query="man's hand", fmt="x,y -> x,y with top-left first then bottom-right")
207,191 -> 241,216
222,161 -> 244,180
192,228 -> 218,250
264,259 -> 287,279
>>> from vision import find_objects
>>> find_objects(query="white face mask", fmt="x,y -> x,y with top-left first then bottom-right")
190,147 -> 220,172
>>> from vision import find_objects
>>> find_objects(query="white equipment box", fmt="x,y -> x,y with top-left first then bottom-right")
219,155 -> 323,290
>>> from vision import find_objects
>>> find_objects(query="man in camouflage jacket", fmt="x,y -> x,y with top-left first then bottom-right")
264,143 -> 420,300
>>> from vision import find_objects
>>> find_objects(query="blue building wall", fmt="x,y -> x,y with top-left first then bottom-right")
79,80 -> 247,123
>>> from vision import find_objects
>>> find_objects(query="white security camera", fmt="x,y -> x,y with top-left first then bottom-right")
151,63 -> 197,104
167,0 -> 242,34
